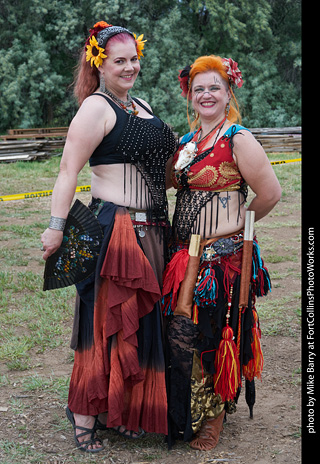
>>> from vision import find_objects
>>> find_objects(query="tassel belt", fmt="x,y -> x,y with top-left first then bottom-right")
172,231 -> 244,263
201,232 -> 244,263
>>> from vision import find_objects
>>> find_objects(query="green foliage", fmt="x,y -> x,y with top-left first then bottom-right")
0,0 -> 301,133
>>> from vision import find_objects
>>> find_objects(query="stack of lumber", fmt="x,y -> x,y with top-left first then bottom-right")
0,126 -> 301,162
250,127 -> 301,153
0,139 -> 65,162
1,127 -> 68,140
0,126 -> 68,162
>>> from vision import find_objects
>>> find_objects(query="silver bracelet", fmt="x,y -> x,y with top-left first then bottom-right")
49,216 -> 66,231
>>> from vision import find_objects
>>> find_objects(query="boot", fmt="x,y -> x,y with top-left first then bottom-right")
190,410 -> 225,451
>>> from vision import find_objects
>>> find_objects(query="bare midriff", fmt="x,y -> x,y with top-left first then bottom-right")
90,163 -> 148,210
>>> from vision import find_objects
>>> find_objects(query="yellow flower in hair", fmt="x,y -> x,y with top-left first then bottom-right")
133,33 -> 147,59
86,35 -> 107,68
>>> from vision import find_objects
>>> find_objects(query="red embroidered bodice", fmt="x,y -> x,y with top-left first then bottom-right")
171,125 -> 250,241
172,124 -> 249,192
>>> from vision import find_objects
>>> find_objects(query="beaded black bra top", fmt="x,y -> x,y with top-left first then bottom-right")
89,94 -> 177,221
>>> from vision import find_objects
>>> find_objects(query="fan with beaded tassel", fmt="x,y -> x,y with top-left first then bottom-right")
43,200 -> 103,290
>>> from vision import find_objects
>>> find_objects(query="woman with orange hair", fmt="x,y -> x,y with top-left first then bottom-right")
162,55 -> 281,450
41,21 -> 176,453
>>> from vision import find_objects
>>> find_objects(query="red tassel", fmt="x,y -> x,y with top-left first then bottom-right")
213,324 -> 241,402
243,310 -> 264,381
161,249 -> 189,313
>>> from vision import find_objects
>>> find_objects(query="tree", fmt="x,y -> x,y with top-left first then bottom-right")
0,0 -> 301,133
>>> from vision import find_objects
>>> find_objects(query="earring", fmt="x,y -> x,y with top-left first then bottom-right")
225,101 -> 230,117
99,74 -> 106,93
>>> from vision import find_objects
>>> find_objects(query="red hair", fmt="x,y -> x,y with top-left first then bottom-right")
187,55 -> 241,129
74,32 -> 136,106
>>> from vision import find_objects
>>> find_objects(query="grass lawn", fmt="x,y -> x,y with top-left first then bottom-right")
0,151 -> 301,464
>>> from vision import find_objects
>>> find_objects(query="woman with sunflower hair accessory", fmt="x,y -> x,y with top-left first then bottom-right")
162,55 -> 281,451
41,20 -> 176,453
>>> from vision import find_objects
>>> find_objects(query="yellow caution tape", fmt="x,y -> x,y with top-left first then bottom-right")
270,158 -> 301,165
0,185 -> 91,202
0,158 -> 302,202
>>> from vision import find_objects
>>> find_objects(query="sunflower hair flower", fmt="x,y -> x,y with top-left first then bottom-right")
86,36 -> 107,68
134,33 -> 147,59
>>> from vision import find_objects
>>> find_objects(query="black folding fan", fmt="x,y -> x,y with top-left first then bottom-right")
43,200 -> 103,290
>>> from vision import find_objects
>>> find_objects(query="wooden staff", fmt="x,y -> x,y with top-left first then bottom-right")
238,210 -> 256,418
174,234 -> 201,318
239,210 -> 255,307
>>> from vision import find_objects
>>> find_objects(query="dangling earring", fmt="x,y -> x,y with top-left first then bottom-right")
99,73 -> 106,93
225,101 -> 230,117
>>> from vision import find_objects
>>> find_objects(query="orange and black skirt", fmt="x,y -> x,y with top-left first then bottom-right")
68,200 -> 168,435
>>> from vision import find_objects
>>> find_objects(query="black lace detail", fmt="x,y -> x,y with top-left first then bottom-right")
167,316 -> 200,440
172,185 -> 248,241
172,189 -> 219,240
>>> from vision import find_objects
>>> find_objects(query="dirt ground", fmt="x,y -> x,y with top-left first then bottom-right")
0,191 -> 301,464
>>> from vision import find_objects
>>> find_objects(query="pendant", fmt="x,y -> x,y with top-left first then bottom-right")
139,229 -> 146,238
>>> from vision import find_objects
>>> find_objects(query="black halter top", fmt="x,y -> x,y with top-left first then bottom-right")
88,93 -> 177,221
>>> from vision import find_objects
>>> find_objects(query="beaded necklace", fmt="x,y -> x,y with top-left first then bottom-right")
195,117 -> 226,152
103,88 -> 139,115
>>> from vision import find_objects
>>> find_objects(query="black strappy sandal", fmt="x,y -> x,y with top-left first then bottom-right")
95,417 -> 108,431
66,407 -> 105,453
113,425 -> 145,439
94,414 -> 145,439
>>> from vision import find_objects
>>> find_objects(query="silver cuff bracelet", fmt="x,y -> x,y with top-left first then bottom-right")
49,216 -> 66,231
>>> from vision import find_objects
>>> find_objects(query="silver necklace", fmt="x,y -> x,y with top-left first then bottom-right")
103,87 -> 133,108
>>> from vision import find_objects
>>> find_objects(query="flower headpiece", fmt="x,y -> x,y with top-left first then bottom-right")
178,57 -> 243,98
85,21 -> 146,68
221,58 -> 243,88
133,33 -> 147,59
178,65 -> 192,100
